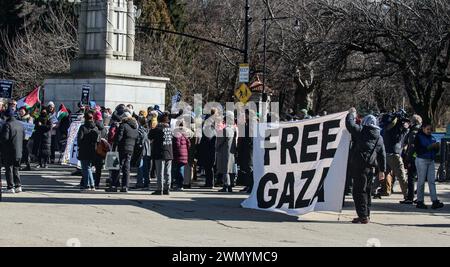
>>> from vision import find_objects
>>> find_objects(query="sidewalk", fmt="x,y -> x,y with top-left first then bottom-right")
0,165 -> 449,247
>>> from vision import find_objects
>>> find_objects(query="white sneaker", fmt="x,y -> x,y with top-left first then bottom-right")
4,188 -> 15,194
15,187 -> 23,193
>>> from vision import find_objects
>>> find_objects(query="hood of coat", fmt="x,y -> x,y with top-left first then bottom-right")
84,120 -> 97,129
157,122 -> 170,129
362,125 -> 381,140
95,120 -> 105,131
111,112 -> 122,123
123,117 -> 138,129
173,127 -> 191,138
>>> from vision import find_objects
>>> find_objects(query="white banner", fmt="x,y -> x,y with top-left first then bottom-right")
241,112 -> 351,216
62,121 -> 82,166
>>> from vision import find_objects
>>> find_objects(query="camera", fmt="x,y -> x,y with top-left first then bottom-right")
380,109 -> 410,129
392,109 -> 410,124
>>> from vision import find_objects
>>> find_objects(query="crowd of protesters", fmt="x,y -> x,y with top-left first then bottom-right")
0,99 -> 446,222
345,107 -> 445,224
73,103 -> 256,195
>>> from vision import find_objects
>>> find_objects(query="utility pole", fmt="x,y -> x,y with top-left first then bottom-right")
262,18 -> 267,102
244,0 -> 250,65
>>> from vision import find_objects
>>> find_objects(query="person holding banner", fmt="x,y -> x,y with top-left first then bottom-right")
1,108 -> 25,193
346,108 -> 386,224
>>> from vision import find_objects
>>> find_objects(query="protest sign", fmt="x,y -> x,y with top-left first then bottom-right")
62,121 -> 82,166
241,112 -> 351,216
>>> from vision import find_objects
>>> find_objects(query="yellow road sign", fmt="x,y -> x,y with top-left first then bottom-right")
234,83 -> 252,104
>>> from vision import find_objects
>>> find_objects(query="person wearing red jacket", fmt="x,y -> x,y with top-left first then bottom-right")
172,124 -> 191,191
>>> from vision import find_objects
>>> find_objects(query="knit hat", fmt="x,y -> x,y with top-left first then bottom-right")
362,115 -> 380,130
93,110 -> 103,122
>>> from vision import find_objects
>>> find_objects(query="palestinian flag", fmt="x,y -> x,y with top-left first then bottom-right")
57,104 -> 69,121
17,86 -> 41,111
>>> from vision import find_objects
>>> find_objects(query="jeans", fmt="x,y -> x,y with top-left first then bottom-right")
136,156 -> 151,187
352,167 -> 374,218
155,160 -> 172,191
110,153 -> 132,189
415,157 -> 438,202
173,162 -> 186,188
80,160 -> 95,188
5,159 -> 22,190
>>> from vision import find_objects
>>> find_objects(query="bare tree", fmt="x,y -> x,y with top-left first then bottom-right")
0,4 -> 77,98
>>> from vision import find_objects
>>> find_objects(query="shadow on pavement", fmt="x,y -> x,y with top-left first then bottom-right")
3,195 -> 303,223
3,167 -> 449,224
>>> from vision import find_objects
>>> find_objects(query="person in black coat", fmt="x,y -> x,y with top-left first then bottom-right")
77,111 -> 100,191
93,114 -> 108,188
197,111 -> 217,188
149,112 -> 174,195
1,108 -> 25,193
106,112 -> 138,193
33,109 -> 52,168
237,110 -> 254,193
57,110 -> 71,158
346,108 -> 386,224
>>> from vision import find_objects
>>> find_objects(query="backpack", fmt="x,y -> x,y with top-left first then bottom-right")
96,138 -> 111,158
131,126 -> 147,167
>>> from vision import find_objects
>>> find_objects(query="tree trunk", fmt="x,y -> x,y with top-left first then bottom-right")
295,85 -> 314,112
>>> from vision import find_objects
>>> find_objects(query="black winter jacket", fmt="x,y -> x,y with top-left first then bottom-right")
33,116 -> 52,157
1,117 -> 25,160
149,123 -> 173,160
114,118 -> 139,154
346,113 -> 386,172
77,121 -> 100,161
383,119 -> 408,155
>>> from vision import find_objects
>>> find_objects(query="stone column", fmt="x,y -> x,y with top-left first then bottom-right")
126,0 -> 135,61
77,0 -> 88,58
105,0 -> 114,59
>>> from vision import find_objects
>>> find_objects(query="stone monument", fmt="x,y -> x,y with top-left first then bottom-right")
44,0 -> 169,111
